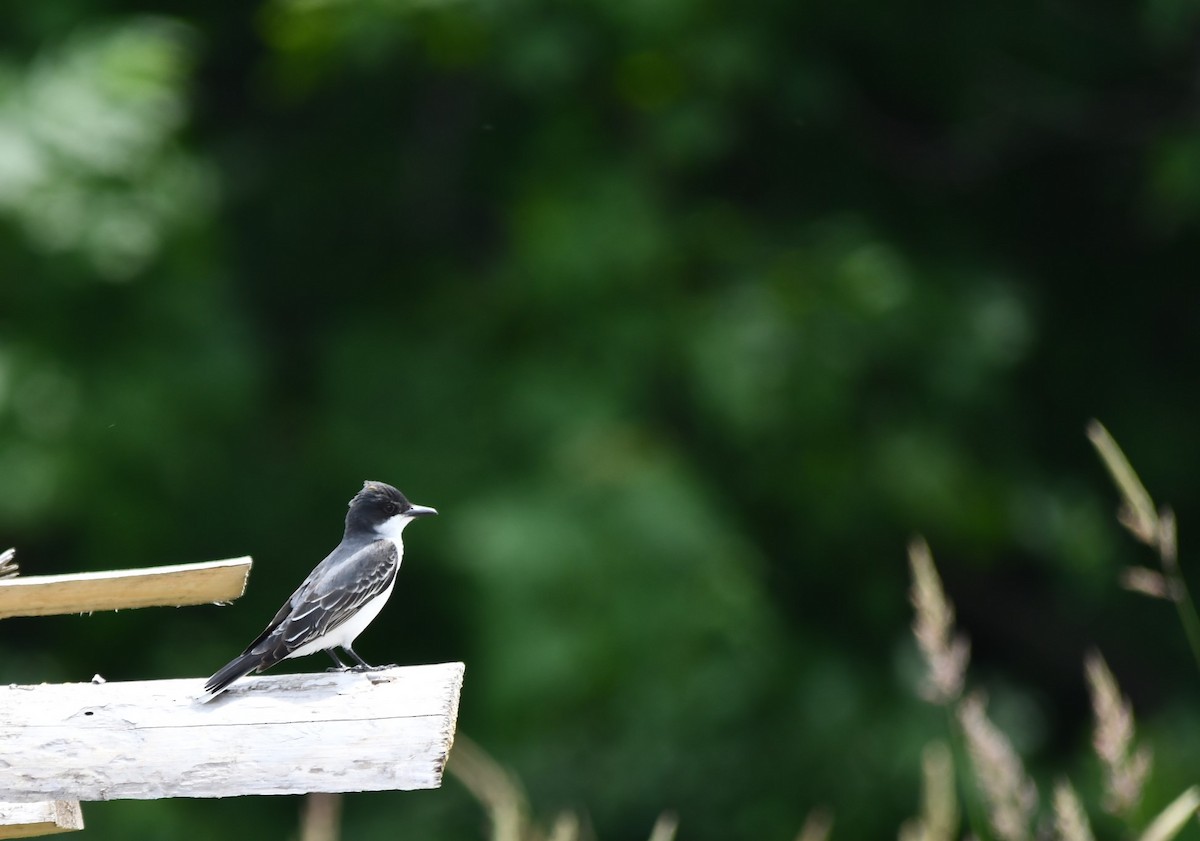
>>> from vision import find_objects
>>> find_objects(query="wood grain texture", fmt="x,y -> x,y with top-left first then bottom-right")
0,557 -> 252,619
0,662 -> 464,802
0,800 -> 83,838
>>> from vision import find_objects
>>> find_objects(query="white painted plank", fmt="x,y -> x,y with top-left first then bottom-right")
0,800 -> 83,838
0,557 -> 253,619
0,662 -> 463,802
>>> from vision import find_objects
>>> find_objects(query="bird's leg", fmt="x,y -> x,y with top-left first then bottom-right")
344,646 -> 373,671
344,646 -> 395,672
325,649 -> 351,672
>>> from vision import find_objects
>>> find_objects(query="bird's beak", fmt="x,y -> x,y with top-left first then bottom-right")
407,504 -> 438,518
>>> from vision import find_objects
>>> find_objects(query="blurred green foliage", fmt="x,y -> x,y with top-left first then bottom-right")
1,0 -> 1199,838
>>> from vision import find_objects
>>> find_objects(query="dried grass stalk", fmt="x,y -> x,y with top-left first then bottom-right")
899,742 -> 958,841
545,813 -> 581,841
796,807 -> 833,841
957,693 -> 1037,841
1157,507 -> 1178,572
1086,420 -> 1158,546
1119,567 -> 1173,601
908,538 -> 970,705
299,792 -> 343,841
449,736 -> 677,841
1052,780 -> 1094,841
1084,652 -> 1151,817
1137,786 -> 1200,841
446,735 -> 532,841
646,813 -> 678,841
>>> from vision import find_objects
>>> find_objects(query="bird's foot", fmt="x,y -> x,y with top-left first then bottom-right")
325,666 -> 352,673
351,663 -> 397,672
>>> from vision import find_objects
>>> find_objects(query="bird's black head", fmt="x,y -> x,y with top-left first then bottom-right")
345,481 -> 438,537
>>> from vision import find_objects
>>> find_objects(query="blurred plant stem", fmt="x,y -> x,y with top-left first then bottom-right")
446,734 -> 531,841
299,792 -> 342,841
944,707 -> 991,841
899,741 -> 959,841
1087,421 -> 1200,676
795,807 -> 832,841
446,734 -> 678,841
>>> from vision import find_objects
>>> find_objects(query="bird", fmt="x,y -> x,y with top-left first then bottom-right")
201,480 -> 437,701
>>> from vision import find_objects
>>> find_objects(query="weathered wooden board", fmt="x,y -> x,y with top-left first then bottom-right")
0,800 -> 82,838
0,557 -> 253,619
0,662 -> 464,801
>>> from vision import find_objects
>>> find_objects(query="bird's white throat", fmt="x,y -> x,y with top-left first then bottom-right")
375,512 -> 417,544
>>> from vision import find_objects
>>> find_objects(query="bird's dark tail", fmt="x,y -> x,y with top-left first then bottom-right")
201,652 -> 266,702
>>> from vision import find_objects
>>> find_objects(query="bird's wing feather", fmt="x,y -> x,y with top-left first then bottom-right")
247,539 -> 398,658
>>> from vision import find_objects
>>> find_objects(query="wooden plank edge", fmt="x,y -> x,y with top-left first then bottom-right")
0,800 -> 83,838
435,659 -> 465,780
0,557 -> 253,618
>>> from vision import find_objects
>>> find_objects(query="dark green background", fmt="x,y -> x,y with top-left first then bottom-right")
2,0 -> 1199,838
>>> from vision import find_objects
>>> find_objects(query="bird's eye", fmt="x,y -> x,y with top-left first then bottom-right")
385,502 -> 400,516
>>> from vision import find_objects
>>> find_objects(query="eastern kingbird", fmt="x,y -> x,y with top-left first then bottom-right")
201,481 -> 437,700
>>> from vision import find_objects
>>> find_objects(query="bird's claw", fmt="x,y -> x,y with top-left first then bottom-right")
351,663 -> 397,672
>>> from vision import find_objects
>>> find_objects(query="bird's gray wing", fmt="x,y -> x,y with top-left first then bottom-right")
250,539 -> 398,657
